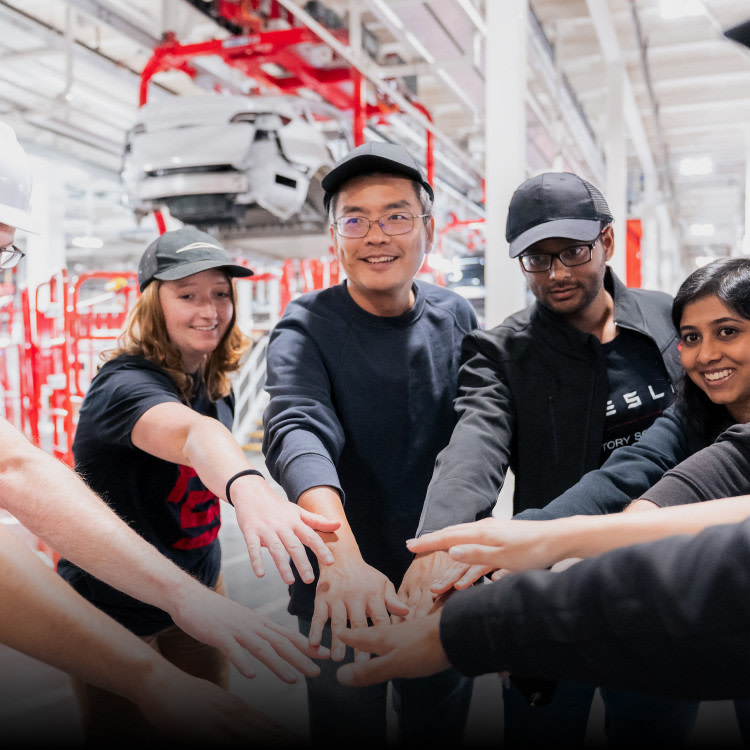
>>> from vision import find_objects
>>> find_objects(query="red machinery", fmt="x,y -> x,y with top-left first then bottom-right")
137,13 -> 437,219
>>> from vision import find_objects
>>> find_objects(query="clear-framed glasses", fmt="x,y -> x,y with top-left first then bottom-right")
0,244 -> 25,270
519,232 -> 603,273
332,213 -> 430,239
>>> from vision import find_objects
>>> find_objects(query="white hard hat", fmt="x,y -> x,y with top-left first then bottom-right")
0,122 -> 37,233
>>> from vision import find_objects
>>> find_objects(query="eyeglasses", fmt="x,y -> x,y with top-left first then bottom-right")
519,233 -> 603,273
332,213 -> 430,239
0,245 -> 25,270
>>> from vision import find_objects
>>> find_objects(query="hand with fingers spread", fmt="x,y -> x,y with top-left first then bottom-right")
336,612 -> 449,687
406,516 -> 571,574
310,550 -> 409,662
169,584 -> 330,683
230,477 -> 340,585
397,551 -> 456,620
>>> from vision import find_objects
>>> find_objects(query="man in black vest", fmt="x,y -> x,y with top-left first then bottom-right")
400,171 -> 699,747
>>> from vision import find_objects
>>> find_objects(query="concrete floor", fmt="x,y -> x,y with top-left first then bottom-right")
0,463 -> 743,746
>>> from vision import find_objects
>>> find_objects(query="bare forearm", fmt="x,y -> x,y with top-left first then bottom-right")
298,486 -> 358,554
182,416 -> 265,500
0,524 -> 167,700
557,496 -> 750,559
0,424 -> 192,616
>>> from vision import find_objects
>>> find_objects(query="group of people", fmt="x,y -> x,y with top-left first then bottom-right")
2,115 -> 750,748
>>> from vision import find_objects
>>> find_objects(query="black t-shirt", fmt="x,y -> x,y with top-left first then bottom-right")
600,328 -> 674,464
57,354 -> 233,635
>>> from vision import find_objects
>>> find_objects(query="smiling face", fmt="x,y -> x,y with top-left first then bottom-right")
330,174 -> 433,316
521,226 -> 614,318
158,268 -> 234,372
679,293 -> 750,423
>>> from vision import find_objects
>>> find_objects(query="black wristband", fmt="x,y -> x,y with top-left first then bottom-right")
225,469 -> 264,506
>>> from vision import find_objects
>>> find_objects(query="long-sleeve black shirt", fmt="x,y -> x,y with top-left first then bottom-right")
440,518 -> 750,699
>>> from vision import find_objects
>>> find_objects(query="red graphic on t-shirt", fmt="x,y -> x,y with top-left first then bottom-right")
166,465 -> 221,550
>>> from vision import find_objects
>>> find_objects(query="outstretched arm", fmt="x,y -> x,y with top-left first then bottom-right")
406,495 -> 750,573
0,523 -> 289,744
643,422 -> 750,508
131,402 -> 339,584
339,516 -> 750,699
0,417 -> 325,683
299,487 -> 409,661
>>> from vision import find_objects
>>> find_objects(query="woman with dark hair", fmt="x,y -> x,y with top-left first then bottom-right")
426,256 -> 750,590
383,256 -> 750,743
668,256 -> 750,445
57,227 -> 340,743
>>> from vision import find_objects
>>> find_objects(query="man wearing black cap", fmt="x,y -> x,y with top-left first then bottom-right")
262,141 -> 477,745
406,172 -> 699,746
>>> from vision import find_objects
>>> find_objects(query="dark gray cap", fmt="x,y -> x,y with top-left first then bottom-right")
724,19 -> 750,48
322,141 -> 434,211
138,226 -> 254,292
506,172 -> 614,258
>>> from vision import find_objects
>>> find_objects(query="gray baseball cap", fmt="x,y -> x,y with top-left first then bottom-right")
138,226 -> 254,292
506,172 -> 614,258
322,141 -> 434,211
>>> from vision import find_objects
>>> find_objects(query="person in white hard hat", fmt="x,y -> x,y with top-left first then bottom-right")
0,122 -> 328,743
0,122 -> 36,268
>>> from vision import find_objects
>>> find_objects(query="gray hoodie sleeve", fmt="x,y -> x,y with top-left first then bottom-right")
643,423 -> 750,507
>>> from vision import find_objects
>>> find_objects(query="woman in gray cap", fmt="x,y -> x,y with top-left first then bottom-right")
58,226 -> 340,743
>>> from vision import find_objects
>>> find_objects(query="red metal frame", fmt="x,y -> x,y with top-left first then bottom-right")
69,271 -> 140,398
138,28 -> 435,182
32,270 -> 75,465
626,218 -> 643,289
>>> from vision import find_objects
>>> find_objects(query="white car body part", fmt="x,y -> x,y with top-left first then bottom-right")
121,94 -> 351,229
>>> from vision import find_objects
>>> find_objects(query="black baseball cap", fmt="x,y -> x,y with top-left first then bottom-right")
724,19 -> 750,49
138,226 -> 254,292
322,141 -> 434,211
506,172 -> 614,258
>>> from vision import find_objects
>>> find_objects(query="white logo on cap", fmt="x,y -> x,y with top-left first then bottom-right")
175,242 -> 223,253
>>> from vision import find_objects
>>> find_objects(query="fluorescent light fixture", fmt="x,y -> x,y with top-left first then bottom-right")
660,0 -> 703,19
695,255 -> 716,267
71,236 -> 104,249
679,157 -> 713,176
690,224 -> 715,237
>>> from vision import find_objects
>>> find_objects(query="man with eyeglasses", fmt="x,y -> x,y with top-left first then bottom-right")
262,141 -> 477,746
404,171 -> 699,746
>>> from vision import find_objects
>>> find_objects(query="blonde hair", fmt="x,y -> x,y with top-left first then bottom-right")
107,276 -> 250,403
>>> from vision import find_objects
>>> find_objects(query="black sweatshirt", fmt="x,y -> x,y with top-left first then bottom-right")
440,518 -> 750,699
263,281 -> 477,619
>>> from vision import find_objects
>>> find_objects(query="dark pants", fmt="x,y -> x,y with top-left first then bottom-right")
298,618 -> 473,748
503,679 -> 699,748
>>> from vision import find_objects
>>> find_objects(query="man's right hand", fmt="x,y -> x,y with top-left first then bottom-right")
309,551 -> 409,663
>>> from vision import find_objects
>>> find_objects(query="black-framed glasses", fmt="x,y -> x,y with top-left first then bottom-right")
0,245 -> 25,270
519,232 -> 603,273
332,213 -> 430,239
